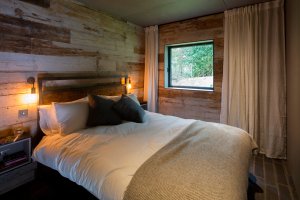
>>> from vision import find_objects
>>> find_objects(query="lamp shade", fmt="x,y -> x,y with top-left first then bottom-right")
23,93 -> 37,104
121,77 -> 126,85
126,77 -> 132,94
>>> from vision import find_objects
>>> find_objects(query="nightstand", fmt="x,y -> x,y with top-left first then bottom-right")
140,102 -> 147,110
0,133 -> 37,195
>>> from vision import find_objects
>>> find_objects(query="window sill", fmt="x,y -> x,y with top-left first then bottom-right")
165,87 -> 214,92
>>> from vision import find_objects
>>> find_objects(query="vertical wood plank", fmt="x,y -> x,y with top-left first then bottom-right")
265,161 -> 276,185
278,185 -> 293,200
266,185 -> 279,200
275,163 -> 288,185
255,156 -> 265,179
251,154 -> 299,200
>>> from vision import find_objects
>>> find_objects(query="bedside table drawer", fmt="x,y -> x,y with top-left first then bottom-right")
0,137 -> 31,175
0,134 -> 35,195
0,161 -> 37,195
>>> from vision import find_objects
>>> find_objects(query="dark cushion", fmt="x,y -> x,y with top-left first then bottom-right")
113,94 -> 145,123
86,94 -> 122,126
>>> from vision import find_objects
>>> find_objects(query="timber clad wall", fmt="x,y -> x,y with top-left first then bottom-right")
0,0 -> 145,136
158,13 -> 224,122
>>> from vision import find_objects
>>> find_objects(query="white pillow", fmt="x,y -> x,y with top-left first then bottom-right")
99,95 -> 120,102
75,96 -> 88,102
38,105 -> 59,135
53,101 -> 89,135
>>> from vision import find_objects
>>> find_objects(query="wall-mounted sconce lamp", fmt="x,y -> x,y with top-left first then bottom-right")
121,77 -> 126,85
126,77 -> 132,91
23,77 -> 37,104
27,77 -> 36,94
121,76 -> 132,94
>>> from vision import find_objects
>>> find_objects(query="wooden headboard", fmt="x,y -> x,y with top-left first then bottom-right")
38,73 -> 126,104
33,73 -> 126,147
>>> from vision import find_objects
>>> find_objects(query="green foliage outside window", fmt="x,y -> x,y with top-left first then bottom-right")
168,41 -> 214,89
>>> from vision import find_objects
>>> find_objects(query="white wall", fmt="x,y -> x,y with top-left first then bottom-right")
286,0 -> 300,195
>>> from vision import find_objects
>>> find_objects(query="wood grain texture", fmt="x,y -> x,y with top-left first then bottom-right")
0,0 -> 145,136
19,0 -> 50,8
158,13 -> 224,122
251,154 -> 298,200
38,74 -> 126,105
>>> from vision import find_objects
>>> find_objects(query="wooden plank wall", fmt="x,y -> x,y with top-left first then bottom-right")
0,0 -> 145,136
158,13 -> 224,122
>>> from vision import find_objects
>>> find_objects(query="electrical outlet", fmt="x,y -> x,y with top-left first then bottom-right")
18,109 -> 28,118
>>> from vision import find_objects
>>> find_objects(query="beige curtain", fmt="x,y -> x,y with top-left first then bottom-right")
220,0 -> 286,158
144,25 -> 158,112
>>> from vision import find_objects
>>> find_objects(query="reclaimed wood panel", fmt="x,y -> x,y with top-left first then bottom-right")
0,0 -> 145,136
158,13 -> 224,122
0,13 -> 70,43
0,52 -> 97,72
19,0 -> 50,8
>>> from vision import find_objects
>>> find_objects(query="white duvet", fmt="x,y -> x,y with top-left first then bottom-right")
33,111 -> 254,200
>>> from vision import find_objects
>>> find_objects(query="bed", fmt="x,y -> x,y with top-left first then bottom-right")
32,73 -> 257,200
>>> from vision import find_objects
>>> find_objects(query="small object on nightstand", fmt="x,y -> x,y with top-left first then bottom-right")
11,124 -> 25,142
12,124 -> 25,135
13,133 -> 23,142
140,102 -> 147,110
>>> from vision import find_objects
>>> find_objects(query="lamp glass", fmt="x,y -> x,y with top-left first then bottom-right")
126,77 -> 132,93
127,83 -> 132,90
121,77 -> 126,85
23,93 -> 37,104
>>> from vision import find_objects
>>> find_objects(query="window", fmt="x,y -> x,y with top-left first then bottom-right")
165,41 -> 214,90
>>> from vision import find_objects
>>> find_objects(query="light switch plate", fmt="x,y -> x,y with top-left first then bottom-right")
18,109 -> 28,118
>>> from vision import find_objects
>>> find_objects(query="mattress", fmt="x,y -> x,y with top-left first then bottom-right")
32,111 -> 255,200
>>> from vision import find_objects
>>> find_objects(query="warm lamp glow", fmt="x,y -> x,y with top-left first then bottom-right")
127,83 -> 132,89
126,83 -> 131,92
126,77 -> 132,93
23,93 -> 37,104
23,76 -> 37,104
121,77 -> 126,85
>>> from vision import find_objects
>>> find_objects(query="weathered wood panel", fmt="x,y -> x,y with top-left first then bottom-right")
0,0 -> 145,136
0,52 -> 97,72
158,13 -> 224,122
38,75 -> 126,105
0,13 -> 70,43
19,0 -> 50,8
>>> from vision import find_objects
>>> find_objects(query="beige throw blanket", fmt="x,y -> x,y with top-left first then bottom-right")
123,121 -> 256,200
